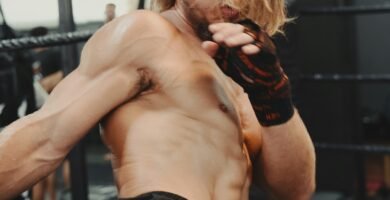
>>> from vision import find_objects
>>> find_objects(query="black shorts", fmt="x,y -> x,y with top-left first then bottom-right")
119,191 -> 187,200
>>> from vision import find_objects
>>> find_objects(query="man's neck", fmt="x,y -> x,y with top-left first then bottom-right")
160,9 -> 202,43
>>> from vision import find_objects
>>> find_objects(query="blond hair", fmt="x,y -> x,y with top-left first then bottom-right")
150,0 -> 288,36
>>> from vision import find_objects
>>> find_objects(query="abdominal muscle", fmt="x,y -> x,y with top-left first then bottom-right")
101,98 -> 252,200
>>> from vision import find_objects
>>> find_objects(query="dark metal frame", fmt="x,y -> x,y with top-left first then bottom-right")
300,74 -> 390,82
58,0 -> 89,199
138,0 -> 146,9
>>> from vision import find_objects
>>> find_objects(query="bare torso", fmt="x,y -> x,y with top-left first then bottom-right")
100,13 -> 261,200
0,10 -> 313,200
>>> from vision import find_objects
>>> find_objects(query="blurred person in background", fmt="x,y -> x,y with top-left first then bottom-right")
105,3 -> 117,24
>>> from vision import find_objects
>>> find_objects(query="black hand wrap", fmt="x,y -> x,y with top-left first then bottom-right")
214,19 -> 294,126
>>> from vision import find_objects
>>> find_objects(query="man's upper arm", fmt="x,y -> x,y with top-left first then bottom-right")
40,12 -> 161,151
0,11 -> 167,198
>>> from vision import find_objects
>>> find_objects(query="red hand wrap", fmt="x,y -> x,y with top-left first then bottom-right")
214,19 -> 294,126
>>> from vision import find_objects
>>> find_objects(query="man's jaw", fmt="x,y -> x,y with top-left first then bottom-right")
220,5 -> 240,22
195,5 -> 240,41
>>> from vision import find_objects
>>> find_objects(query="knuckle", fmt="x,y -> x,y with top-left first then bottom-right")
225,38 -> 236,46
235,24 -> 244,30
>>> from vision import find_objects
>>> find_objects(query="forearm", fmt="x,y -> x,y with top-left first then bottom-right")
254,110 -> 316,199
0,112 -> 65,199
210,19 -> 315,198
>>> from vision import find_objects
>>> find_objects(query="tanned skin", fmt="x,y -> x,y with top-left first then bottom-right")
0,11 -> 261,200
0,0 -> 315,199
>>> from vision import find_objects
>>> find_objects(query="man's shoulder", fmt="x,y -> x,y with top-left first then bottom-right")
81,10 -> 178,67
107,10 -> 178,39
119,10 -> 169,25
88,10 -> 174,46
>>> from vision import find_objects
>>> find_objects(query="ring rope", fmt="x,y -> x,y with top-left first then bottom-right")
315,143 -> 390,154
300,4 -> 390,15
0,30 -> 94,52
300,74 -> 390,82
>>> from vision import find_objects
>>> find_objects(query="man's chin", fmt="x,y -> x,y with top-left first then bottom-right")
220,5 -> 240,21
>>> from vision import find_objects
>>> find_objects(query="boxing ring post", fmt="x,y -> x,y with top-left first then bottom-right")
138,0 -> 145,9
58,0 -> 89,199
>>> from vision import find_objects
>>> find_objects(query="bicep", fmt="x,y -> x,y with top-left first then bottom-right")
41,66 -> 140,151
42,11 -> 172,151
40,17 -> 150,150
0,67 -> 138,197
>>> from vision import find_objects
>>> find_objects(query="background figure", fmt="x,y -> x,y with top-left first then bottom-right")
104,3 -> 116,24
30,26 -> 63,95
0,24 -> 36,127
0,53 -> 15,105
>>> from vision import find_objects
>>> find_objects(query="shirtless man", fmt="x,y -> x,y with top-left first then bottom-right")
0,0 -> 315,199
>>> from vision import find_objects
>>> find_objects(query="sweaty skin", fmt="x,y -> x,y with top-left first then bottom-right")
0,11 -> 261,200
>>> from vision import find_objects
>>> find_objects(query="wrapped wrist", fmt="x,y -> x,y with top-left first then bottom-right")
248,84 -> 294,126
215,19 -> 295,126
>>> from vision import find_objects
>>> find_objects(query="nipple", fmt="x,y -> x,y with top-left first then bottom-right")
219,103 -> 229,113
